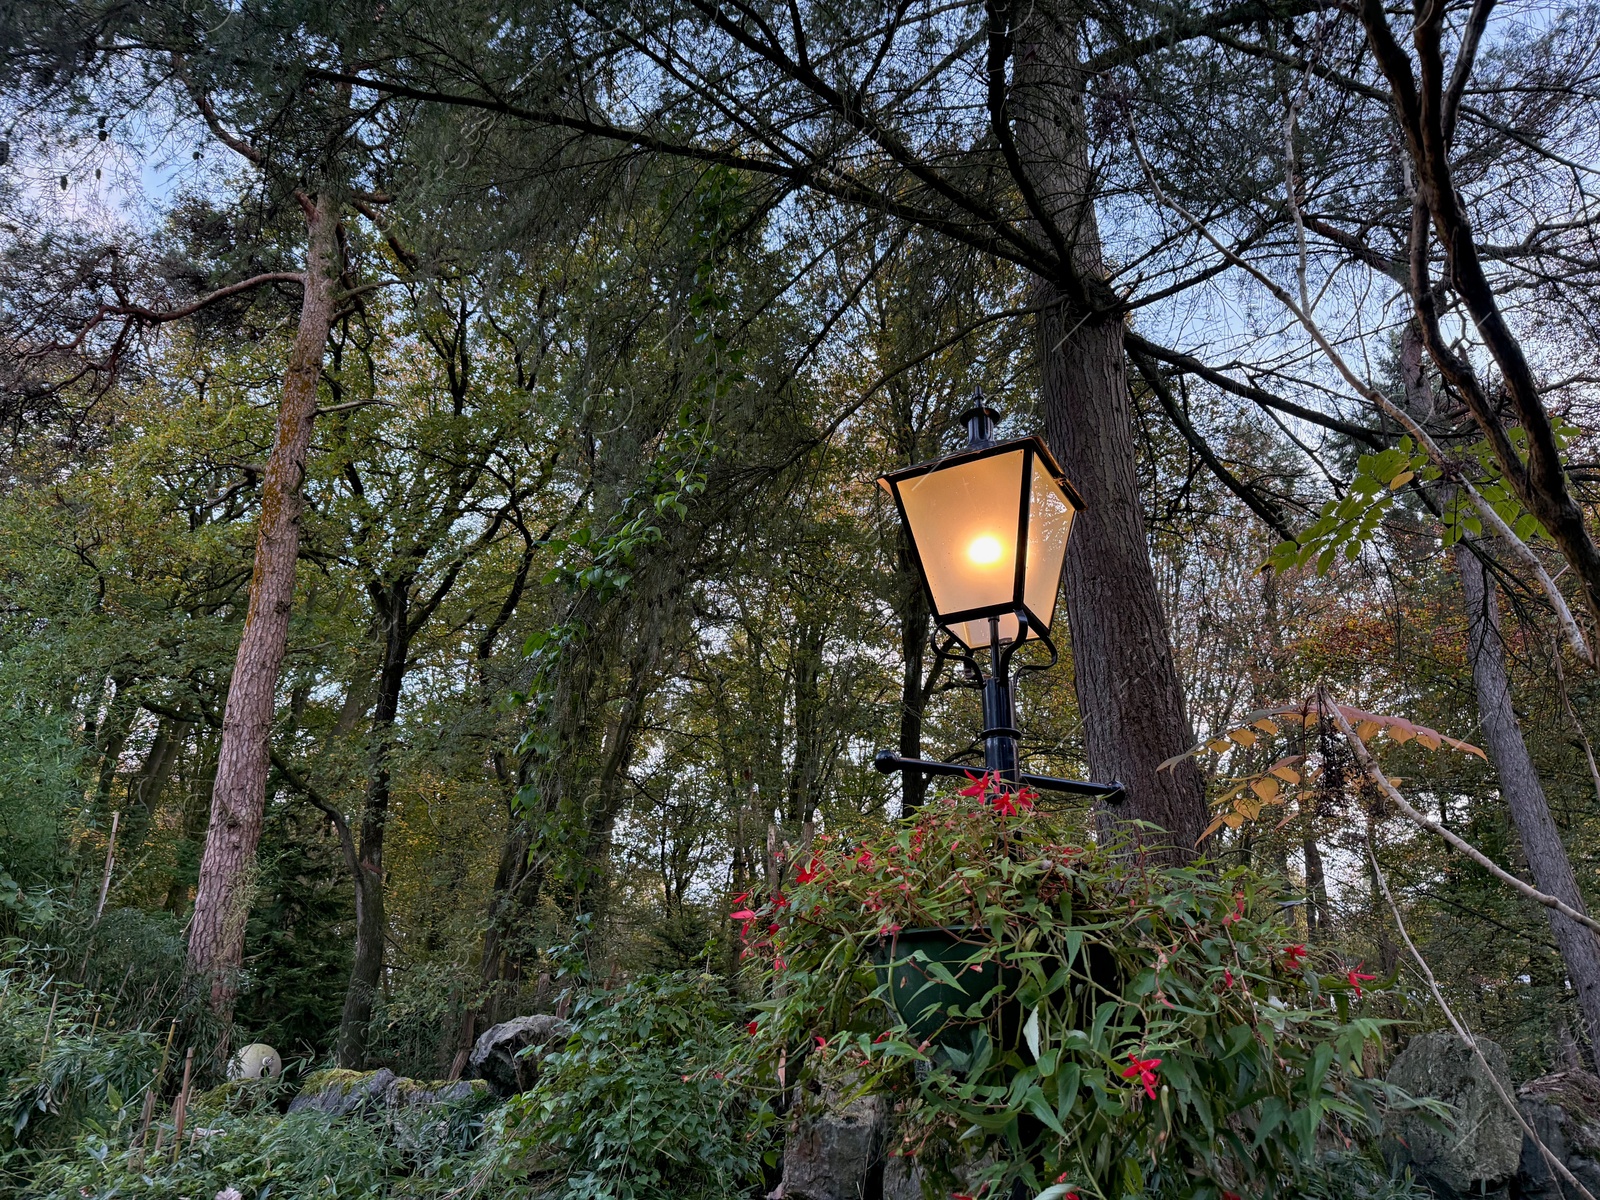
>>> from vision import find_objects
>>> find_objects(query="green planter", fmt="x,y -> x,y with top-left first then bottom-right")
873,926 -> 1022,1048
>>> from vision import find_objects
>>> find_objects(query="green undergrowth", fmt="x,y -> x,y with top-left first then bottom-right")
744,779 -> 1442,1200
5,823 -> 1442,1200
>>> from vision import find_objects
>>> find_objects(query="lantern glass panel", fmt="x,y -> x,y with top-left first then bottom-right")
1023,456 -> 1075,630
894,449 -> 1026,622
947,612 -> 1023,649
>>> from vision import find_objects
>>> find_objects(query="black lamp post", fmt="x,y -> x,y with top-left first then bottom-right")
874,396 -> 1123,804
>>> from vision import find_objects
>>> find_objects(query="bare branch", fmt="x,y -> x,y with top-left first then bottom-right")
104,272 -> 305,326
1130,128 -> 1592,664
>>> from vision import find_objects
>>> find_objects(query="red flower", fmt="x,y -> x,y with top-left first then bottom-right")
1347,963 -> 1377,998
993,791 -> 1018,817
729,908 -> 757,937
1282,944 -> 1308,968
855,850 -> 874,869
958,771 -> 995,802
1016,787 -> 1039,811
1122,1053 -> 1163,1100
796,857 -> 822,884
748,1021 -> 758,1036
873,1031 -> 892,1044
815,1035 -> 828,1048
1223,1191 -> 1242,1200
731,891 -> 750,905
1223,892 -> 1245,925
1223,969 -> 1234,989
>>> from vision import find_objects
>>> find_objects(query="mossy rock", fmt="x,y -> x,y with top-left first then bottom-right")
288,1068 -> 492,1119
394,1076 -> 492,1110
298,1068 -> 371,1094
288,1068 -> 399,1116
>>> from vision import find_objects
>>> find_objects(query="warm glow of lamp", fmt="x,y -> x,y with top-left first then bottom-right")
967,535 -> 1004,565
878,425 -> 1082,651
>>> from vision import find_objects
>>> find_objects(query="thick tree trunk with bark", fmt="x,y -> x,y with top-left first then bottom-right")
1040,297 -> 1207,856
337,581 -> 411,1068
185,193 -> 339,1012
1455,544 -> 1600,1052
1012,3 -> 1208,858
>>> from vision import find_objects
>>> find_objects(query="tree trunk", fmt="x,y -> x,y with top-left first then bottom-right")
1455,542 -> 1600,1053
121,715 -> 187,858
337,580 -> 412,1068
185,192 -> 340,1013
570,612 -> 669,919
476,816 -> 537,1022
890,396 -> 933,811
785,609 -> 826,829
1303,834 -> 1329,935
1013,6 -> 1208,858
1395,319 -> 1600,1049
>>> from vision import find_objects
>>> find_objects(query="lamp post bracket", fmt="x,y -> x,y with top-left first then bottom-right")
872,750 -> 1124,803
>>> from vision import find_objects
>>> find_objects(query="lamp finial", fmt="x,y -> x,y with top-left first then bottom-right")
959,387 -> 1001,449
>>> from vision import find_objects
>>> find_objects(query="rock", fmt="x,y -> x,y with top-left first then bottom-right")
287,1068 -> 493,1153
1386,1032 -> 1524,1200
1515,1070 -> 1600,1200
394,1077 -> 490,1110
881,1152 -> 921,1200
288,1068 -> 401,1116
469,1014 -> 570,1097
880,1132 -> 998,1200
391,1077 -> 494,1154
780,1085 -> 887,1200
287,1069 -> 492,1118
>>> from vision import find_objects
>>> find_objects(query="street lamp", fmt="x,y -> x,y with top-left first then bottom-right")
874,398 -> 1123,804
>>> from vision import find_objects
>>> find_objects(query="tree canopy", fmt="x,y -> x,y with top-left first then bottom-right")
5,0 -> 1600,1193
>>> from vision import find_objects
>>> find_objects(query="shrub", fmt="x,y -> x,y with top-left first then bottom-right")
0,954 -> 162,1187
500,972 -> 773,1200
26,1064 -> 502,1199
30,1104 -> 408,1199
745,777 -> 1427,1200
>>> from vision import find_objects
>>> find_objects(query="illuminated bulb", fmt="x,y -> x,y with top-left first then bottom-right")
967,535 -> 1004,565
